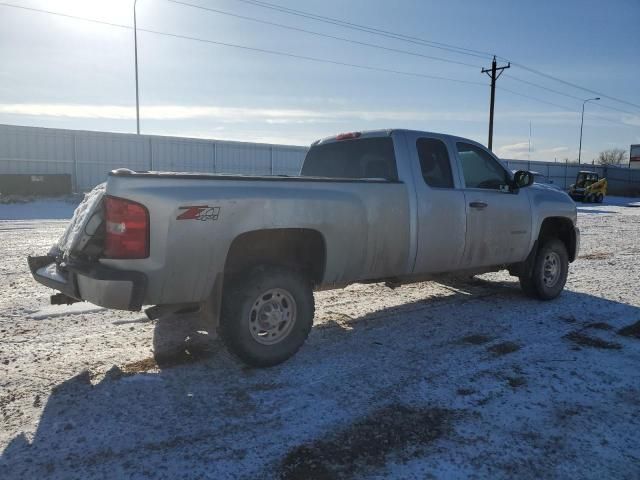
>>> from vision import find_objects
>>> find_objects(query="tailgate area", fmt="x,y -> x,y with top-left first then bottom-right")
28,256 -> 147,311
27,182 -> 148,311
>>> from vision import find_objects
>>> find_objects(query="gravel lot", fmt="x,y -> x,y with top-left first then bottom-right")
1,196 -> 639,479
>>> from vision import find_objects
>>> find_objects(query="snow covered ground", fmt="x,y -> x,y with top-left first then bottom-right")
1,197 -> 639,479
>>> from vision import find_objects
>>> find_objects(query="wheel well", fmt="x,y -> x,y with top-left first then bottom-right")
538,217 -> 576,261
224,228 -> 326,285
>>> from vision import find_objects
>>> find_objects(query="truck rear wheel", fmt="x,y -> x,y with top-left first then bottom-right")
519,238 -> 569,300
219,266 -> 314,367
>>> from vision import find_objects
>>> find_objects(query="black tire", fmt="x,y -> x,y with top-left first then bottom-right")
219,266 -> 314,367
519,238 -> 569,300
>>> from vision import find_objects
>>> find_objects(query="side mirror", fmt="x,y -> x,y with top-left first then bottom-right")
513,170 -> 535,188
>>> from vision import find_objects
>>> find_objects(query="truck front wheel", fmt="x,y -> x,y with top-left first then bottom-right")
519,238 -> 569,300
219,266 -> 314,367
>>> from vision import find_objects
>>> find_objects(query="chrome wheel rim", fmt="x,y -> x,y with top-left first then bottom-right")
249,288 -> 297,345
542,252 -> 561,288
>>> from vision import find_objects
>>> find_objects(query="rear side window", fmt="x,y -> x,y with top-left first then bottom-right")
301,137 -> 398,181
416,138 -> 454,188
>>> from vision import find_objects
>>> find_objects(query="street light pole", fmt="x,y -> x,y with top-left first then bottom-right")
133,0 -> 140,135
578,97 -> 599,164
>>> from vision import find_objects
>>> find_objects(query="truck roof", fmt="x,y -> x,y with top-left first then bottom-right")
312,128 -> 479,147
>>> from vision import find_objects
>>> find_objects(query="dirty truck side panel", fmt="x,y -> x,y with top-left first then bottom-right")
404,131 -> 468,274
461,187 -> 532,267
102,176 -> 411,305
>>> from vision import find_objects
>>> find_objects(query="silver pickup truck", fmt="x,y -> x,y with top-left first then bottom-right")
29,129 -> 579,366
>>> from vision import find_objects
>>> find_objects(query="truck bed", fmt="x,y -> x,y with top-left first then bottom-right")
109,168 -> 400,183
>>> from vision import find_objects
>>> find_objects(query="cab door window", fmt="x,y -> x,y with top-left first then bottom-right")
456,142 -> 509,190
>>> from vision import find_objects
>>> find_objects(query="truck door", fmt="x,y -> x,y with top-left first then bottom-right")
410,134 -> 467,274
455,142 -> 532,267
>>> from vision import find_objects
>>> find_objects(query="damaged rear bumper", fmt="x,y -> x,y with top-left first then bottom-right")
27,255 -> 147,311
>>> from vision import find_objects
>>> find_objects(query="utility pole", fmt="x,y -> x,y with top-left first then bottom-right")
482,56 -> 510,151
134,0 -> 141,135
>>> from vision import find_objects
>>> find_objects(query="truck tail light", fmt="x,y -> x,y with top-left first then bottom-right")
104,196 -> 149,259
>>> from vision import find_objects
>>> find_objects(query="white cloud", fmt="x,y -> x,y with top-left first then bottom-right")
0,102 -> 584,125
541,146 -> 570,154
497,141 -> 575,161
0,103 -> 634,152
496,142 -> 531,157
622,115 -> 640,127
0,104 -> 327,122
0,102 -> 490,123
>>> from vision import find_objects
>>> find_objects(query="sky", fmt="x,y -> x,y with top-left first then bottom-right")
0,0 -> 638,162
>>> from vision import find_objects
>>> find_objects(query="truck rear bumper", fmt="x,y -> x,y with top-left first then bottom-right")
27,255 -> 147,311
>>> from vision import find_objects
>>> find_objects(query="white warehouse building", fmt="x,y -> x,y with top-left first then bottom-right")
0,123 -> 309,192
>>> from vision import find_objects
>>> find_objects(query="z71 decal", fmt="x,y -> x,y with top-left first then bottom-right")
177,206 -> 220,221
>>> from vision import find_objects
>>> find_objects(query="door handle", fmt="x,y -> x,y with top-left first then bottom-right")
469,201 -> 488,209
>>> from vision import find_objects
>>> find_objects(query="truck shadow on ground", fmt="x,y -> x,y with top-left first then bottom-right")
2,279 -> 640,479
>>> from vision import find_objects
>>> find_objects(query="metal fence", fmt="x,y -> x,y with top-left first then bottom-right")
0,124 -> 307,192
1,123 -> 639,196
503,159 -> 640,196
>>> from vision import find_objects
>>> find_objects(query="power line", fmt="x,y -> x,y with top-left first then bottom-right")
0,1 -> 134,30
0,1 -> 636,132
229,0 -> 640,112
584,113 -> 638,130
176,0 -> 638,120
167,0 -> 482,69
140,27 -> 487,86
229,0 -> 495,60
506,75 -> 637,116
0,1 -> 485,87
499,87 -> 578,112
508,61 -> 640,111
499,87 -> 638,130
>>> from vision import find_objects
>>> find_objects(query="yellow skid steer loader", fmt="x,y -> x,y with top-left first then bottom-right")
568,171 -> 607,203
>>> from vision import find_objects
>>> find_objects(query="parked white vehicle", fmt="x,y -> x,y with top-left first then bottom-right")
29,129 -> 579,366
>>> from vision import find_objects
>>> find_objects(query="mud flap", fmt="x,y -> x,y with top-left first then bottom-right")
508,240 -> 539,278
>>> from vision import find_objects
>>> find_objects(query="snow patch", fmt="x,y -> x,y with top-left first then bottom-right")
29,303 -> 105,320
56,183 -> 105,254
35,263 -> 68,284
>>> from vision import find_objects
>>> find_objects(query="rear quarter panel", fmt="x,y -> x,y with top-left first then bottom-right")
102,176 -> 410,304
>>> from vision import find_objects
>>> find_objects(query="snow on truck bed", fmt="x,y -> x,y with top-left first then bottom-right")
1,197 -> 639,479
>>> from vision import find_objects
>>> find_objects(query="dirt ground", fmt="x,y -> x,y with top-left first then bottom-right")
1,197 -> 639,479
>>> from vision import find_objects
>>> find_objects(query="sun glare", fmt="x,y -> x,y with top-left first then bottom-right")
46,0 -> 133,26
